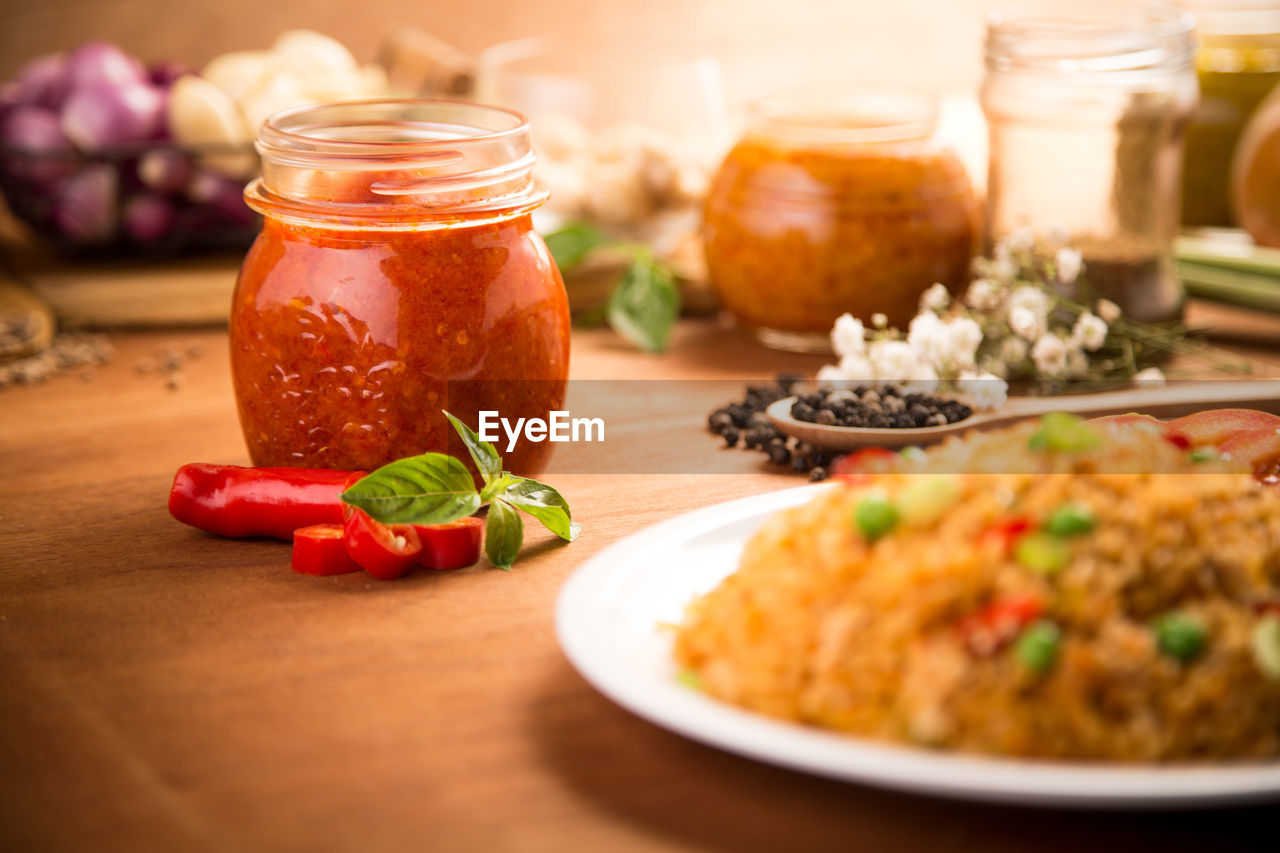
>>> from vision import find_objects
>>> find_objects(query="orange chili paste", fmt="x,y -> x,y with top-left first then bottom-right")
703,91 -> 979,345
229,100 -> 569,476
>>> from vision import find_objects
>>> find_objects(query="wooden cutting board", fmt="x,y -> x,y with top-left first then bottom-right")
21,254 -> 239,328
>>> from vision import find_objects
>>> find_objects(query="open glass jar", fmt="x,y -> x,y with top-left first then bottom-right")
982,1 -> 1198,323
702,89 -> 979,352
231,100 -> 570,474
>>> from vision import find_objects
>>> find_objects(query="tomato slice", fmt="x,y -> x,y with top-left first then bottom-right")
414,517 -> 484,570
1164,409 -> 1280,448
292,524 -> 363,576
343,510 -> 422,580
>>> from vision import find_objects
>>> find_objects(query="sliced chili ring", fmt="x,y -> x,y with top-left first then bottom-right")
343,510 -> 422,580
414,517 -> 484,570
292,524 -> 363,576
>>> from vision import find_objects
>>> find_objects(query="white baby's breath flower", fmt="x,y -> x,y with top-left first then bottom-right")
1031,334 -> 1068,377
831,313 -> 866,357
867,339 -> 919,381
1096,298 -> 1122,324
945,317 -> 983,370
1134,366 -> 1166,386
998,336 -> 1029,365
1009,305 -> 1042,342
964,278 -> 1001,312
980,358 -> 1009,380
957,370 -> 1008,410
1065,348 -> 1089,379
1004,227 -> 1036,253
907,311 -> 946,365
816,364 -> 847,383
901,362 -> 940,393
920,282 -> 950,313
1008,285 -> 1051,319
838,353 -> 875,381
1071,312 -> 1108,351
1056,248 -> 1083,285
989,255 -> 1016,283
871,312 -> 888,329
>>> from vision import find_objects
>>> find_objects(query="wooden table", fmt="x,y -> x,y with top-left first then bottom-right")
3,305 -> 1280,852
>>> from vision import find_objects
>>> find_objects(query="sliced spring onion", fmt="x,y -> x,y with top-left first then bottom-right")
675,669 -> 704,691
1251,616 -> 1280,681
1189,446 -> 1222,463
1014,533 -> 1071,575
1028,413 -> 1103,453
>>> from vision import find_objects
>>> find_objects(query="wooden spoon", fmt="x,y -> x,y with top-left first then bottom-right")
767,380 -> 1280,451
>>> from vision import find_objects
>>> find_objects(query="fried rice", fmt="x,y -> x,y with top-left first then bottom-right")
673,417 -> 1280,760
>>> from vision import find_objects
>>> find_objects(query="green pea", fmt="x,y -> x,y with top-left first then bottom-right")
1028,412 -> 1104,453
1155,612 -> 1206,662
1015,620 -> 1061,674
854,495 -> 900,541
1014,532 -> 1071,575
1250,616 -> 1280,681
1044,502 -> 1096,537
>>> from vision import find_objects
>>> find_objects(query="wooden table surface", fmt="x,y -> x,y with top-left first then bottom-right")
3,303 -> 1280,852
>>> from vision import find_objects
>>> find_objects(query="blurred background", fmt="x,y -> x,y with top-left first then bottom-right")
2,0 -> 1278,365
0,0 -> 998,101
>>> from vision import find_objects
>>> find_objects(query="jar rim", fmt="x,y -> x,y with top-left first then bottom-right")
986,1 -> 1196,75
257,98 -> 531,162
750,86 -> 939,145
249,99 -> 547,226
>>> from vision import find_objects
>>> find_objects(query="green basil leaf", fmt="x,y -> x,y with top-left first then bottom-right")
484,499 -> 524,571
502,477 -> 580,542
341,453 -> 480,526
606,254 -> 681,354
479,473 -> 519,505
443,410 -> 501,484
544,222 -> 610,272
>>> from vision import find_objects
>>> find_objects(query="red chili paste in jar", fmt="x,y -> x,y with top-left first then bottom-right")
230,100 -> 569,475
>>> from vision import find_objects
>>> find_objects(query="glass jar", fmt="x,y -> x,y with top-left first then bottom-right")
982,1 -> 1198,324
231,100 -> 570,474
1180,1 -> 1280,226
702,89 -> 979,352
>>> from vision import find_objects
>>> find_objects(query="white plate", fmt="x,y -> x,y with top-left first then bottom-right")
555,484 -> 1280,809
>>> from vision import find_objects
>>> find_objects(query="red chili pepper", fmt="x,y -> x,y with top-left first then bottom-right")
979,515 -> 1033,554
169,464 -> 364,540
344,509 -> 422,580
831,447 -> 896,485
415,517 -> 484,570
956,594 -> 1045,656
291,524 -> 362,576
